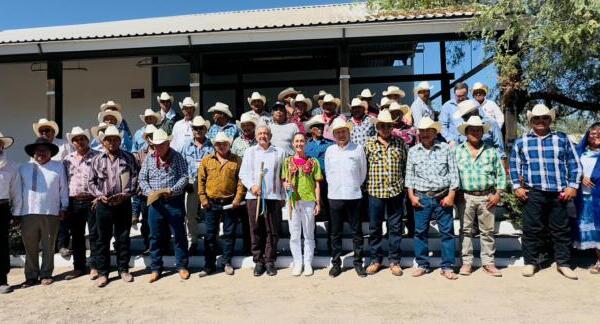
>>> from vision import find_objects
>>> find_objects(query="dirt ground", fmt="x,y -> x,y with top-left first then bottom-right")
1,266 -> 599,323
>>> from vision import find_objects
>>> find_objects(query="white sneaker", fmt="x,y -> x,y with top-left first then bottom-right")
522,264 -> 536,277
292,264 -> 303,276
304,264 -> 314,277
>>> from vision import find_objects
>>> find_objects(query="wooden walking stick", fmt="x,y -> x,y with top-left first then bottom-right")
255,162 -> 265,221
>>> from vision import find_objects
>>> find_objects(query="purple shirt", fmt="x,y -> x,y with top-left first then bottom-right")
64,149 -> 99,197
88,150 -> 139,197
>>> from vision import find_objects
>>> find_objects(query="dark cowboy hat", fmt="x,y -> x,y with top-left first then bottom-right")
25,137 -> 59,158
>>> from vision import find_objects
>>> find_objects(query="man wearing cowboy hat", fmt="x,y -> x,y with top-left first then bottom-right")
171,97 -> 198,152
242,92 -> 272,126
99,100 -> 133,150
305,115 -> 334,223
133,109 -> 163,153
389,102 -> 418,146
358,89 -> 379,118
439,82 -> 470,146
363,109 -> 408,276
311,90 -> 328,116
324,117 -> 368,277
348,98 -> 376,147
32,118 -> 70,161
270,101 -> 300,156
406,117 -> 460,280
197,132 -> 246,277
472,82 -> 504,129
92,110 -> 132,152
63,127 -> 100,280
207,102 -> 239,141
383,85 -> 406,102
157,92 -> 183,135
139,128 -> 190,283
290,94 -> 313,133
320,94 -> 346,141
88,125 -> 139,287
181,115 -> 214,254
454,116 -> 506,277
410,81 -> 435,128
0,132 -> 21,293
453,99 -> 506,159
277,87 -> 301,118
510,104 -> 582,279
16,137 -> 68,287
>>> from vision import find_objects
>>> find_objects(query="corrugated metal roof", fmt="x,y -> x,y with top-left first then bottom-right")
0,2 -> 475,45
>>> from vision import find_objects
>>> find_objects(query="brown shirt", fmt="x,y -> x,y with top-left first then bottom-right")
198,153 -> 246,206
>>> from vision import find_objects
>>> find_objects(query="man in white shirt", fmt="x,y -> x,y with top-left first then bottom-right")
472,82 -> 504,129
242,92 -> 272,125
16,138 -> 69,287
239,125 -> 286,277
157,92 -> 183,135
0,132 -> 21,294
171,97 -> 197,152
324,118 -> 368,278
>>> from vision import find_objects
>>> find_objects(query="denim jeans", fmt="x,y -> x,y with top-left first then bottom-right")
148,195 -> 189,272
368,194 -> 404,264
204,205 -> 238,267
96,200 -> 132,276
413,193 -> 455,270
67,199 -> 93,271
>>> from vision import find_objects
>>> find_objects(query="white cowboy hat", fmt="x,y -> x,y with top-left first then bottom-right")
91,122 -> 109,140
97,110 -> 123,126
156,92 -> 174,104
527,103 -> 556,122
374,109 -> 397,124
358,88 -> 374,99
139,108 -> 163,125
208,102 -> 233,118
277,87 -> 301,101
247,92 -> 267,106
458,116 -> 491,136
389,101 -> 410,116
99,125 -> 123,141
179,97 -> 199,110
313,90 -> 329,102
66,126 -> 91,143
382,85 -> 406,98
320,94 -> 340,109
414,81 -> 434,93
99,100 -> 123,112
330,117 -> 352,133
191,115 -> 211,129
349,98 -> 367,109
291,94 -> 314,111
33,118 -> 60,137
453,100 -> 479,119
237,114 -> 258,128
378,97 -> 396,109
150,128 -> 172,145
0,132 -> 14,149
472,82 -> 489,95
212,131 -> 233,145
144,124 -> 158,136
416,117 -> 442,133
304,115 -> 326,129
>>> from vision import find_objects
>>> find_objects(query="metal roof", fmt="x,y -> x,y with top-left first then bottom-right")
0,3 -> 475,45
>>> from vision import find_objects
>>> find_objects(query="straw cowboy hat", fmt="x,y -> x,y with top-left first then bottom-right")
191,115 -> 211,129
382,85 -> 406,98
313,90 -> 329,102
320,94 -> 341,109
374,109 -> 398,124
208,102 -> 233,118
458,116 -> 491,136
389,101 -> 411,116
91,122 -> 109,140
416,117 -> 442,133
358,89 -> 374,99
99,100 -> 123,112
0,132 -> 14,149
139,109 -> 163,125
291,94 -> 313,111
150,129 -> 172,145
179,97 -> 199,110
304,115 -> 326,129
143,124 -> 158,137
453,100 -> 479,119
156,92 -> 174,104
237,114 -> 258,128
527,103 -> 556,122
212,131 -> 233,145
414,81 -> 434,93
66,126 -> 91,143
330,117 -> 352,132
277,87 -> 301,101
247,92 -> 267,106
472,82 -> 489,95
33,118 -> 60,137
349,98 -> 368,110
99,125 -> 123,141
97,109 -> 123,126
378,97 -> 396,109
25,138 -> 59,158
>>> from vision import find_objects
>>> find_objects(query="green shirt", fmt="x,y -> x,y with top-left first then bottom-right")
455,142 -> 506,191
281,157 -> 323,202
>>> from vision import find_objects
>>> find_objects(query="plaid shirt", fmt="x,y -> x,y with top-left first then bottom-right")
231,136 -> 256,158
405,141 -> 460,192
349,115 -> 376,146
510,130 -> 582,192
207,123 -> 239,141
364,136 -> 408,198
455,142 -> 506,191
139,148 -> 189,197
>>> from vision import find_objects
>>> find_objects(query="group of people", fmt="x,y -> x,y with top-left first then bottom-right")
0,81 -> 598,294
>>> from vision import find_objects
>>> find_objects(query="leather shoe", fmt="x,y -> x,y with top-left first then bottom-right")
354,264 -> 367,277
148,272 -> 160,283
482,264 -> 502,277
224,264 -> 235,276
254,263 -> 266,277
266,263 -> 277,276
411,267 -> 428,277
366,262 -> 382,275
89,269 -> 99,280
65,269 -> 84,280
96,275 -> 109,288
557,266 -> 578,280
390,263 -> 403,276
459,264 -> 472,276
329,265 -> 342,278
198,267 -> 215,278
179,269 -> 190,280
120,272 -> 134,283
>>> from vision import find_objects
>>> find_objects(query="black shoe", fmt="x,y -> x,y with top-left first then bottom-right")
266,263 -> 277,276
329,265 -> 342,278
354,264 -> 367,277
198,266 -> 215,278
254,263 -> 266,276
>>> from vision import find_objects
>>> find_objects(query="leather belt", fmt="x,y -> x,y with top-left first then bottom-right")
209,197 -> 233,205
417,188 -> 449,198
70,196 -> 95,202
463,188 -> 495,196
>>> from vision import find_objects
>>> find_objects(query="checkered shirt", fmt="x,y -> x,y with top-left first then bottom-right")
364,136 -> 408,198
455,142 -> 506,191
405,141 -> 460,192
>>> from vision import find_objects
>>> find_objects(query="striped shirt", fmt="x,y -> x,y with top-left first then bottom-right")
510,130 -> 582,192
455,142 -> 506,191
139,149 -> 189,197
64,149 -> 99,197
88,150 -> 139,197
405,141 -> 460,192
364,136 -> 408,198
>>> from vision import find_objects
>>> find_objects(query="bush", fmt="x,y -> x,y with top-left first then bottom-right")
9,221 -> 24,255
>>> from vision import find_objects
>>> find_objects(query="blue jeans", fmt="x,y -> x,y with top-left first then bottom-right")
368,194 -> 404,264
413,193 -> 455,270
204,205 -> 238,268
148,195 -> 189,272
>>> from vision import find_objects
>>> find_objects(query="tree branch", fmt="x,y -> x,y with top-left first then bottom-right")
527,92 -> 600,112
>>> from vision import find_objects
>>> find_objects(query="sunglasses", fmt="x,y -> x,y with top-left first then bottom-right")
192,127 -> 206,131
38,128 -> 54,133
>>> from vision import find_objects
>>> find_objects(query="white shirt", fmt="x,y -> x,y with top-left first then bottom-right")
239,144 -> 286,200
170,118 -> 193,152
270,123 -> 300,156
478,99 -> 504,129
52,138 -> 71,161
0,158 -> 22,214
16,160 -> 69,216
324,142 -> 367,200
241,110 -> 273,126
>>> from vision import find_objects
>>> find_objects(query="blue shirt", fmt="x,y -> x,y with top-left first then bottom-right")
180,138 -> 215,181
131,126 -> 149,153
207,123 -> 239,141
410,97 -> 434,127
306,137 -> 334,173
510,130 -> 582,192
138,148 -> 189,197
439,99 -> 463,143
